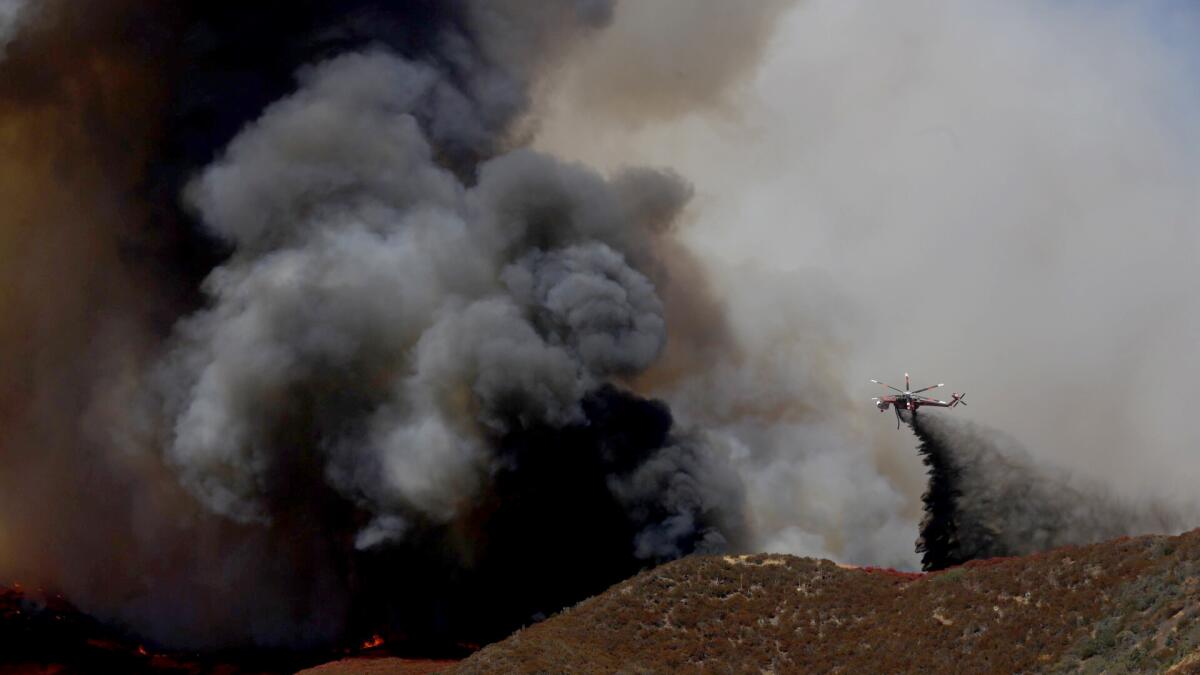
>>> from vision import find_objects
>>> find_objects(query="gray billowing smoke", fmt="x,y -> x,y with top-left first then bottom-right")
910,414 -> 1183,571
162,46 -> 705,540
0,0 -> 747,650
139,5 -> 748,646
154,34 -> 750,642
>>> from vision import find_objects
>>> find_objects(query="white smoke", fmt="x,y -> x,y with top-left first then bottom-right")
657,268 -> 918,568
535,0 -> 1200,568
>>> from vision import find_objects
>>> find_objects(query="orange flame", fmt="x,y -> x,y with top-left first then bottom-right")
360,634 -> 384,650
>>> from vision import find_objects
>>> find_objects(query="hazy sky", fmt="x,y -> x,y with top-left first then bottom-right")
537,0 -> 1200,520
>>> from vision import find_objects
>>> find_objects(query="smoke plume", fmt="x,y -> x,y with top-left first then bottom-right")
3,0 -> 1197,655
534,0 -> 1200,568
156,42 -> 745,593
0,0 -> 747,650
911,414 -> 1184,571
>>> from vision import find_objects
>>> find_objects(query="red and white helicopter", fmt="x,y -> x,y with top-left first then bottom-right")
871,373 -> 965,428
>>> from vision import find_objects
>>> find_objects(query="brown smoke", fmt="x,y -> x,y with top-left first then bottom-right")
0,0 -> 173,584
541,0 -> 799,126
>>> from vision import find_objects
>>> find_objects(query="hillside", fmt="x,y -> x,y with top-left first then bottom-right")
4,529 -> 1199,673
454,529 -> 1200,673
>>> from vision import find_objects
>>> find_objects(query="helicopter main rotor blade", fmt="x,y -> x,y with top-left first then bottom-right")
912,383 -> 944,394
871,379 -> 905,394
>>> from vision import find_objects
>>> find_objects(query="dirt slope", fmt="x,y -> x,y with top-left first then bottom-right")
454,530 -> 1200,673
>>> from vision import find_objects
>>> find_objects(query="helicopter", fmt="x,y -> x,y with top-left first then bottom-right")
871,373 -> 965,428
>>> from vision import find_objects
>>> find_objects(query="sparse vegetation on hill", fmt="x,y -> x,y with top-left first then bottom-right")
454,530 -> 1200,673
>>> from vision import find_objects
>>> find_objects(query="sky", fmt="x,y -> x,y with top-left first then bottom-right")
536,0 -> 1200,532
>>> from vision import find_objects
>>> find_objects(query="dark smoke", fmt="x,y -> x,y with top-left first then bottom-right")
352,385 -> 742,644
0,0 -> 746,651
910,413 -> 1180,571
